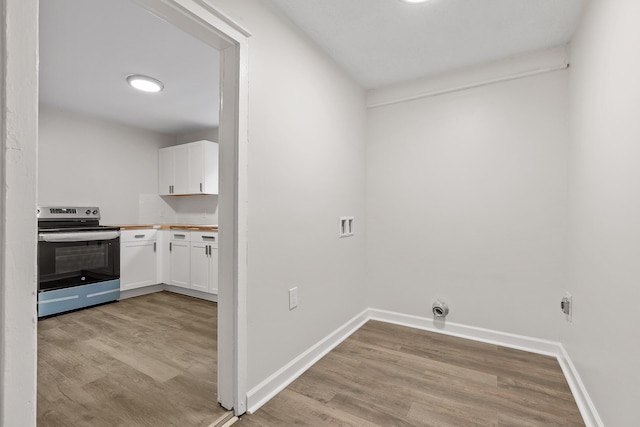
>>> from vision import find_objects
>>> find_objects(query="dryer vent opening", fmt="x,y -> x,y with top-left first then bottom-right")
432,300 -> 449,318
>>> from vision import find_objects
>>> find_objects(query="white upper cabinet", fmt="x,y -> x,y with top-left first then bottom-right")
159,140 -> 218,196
188,141 -> 219,195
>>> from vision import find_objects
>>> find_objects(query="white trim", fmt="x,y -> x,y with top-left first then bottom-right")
246,309 -> 370,414
366,45 -> 570,108
165,285 -> 218,302
368,308 -> 561,356
1,0 -> 39,425
120,284 -> 166,299
247,307 -> 601,426
120,284 -> 217,302
367,65 -> 568,108
132,1 -> 250,416
557,346 -> 604,427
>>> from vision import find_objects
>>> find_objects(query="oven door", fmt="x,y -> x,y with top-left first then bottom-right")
38,230 -> 120,292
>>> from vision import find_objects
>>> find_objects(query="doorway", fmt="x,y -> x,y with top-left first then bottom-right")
0,0 -> 249,423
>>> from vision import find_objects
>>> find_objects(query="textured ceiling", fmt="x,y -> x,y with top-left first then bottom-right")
39,0 -> 220,136
267,0 -> 586,89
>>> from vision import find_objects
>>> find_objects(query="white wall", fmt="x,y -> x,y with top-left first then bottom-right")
38,105 -> 178,224
210,0 -> 368,389
566,0 -> 640,424
366,69 -> 570,340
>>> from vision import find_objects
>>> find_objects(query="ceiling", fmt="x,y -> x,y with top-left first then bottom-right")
39,0 -> 220,136
267,0 -> 587,89
40,0 -> 587,135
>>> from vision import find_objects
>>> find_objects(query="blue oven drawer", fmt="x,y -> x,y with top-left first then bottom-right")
38,279 -> 120,317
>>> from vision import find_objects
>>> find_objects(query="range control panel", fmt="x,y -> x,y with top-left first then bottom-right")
37,206 -> 101,220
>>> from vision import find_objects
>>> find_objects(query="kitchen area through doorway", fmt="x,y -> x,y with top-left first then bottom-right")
37,0 -> 226,424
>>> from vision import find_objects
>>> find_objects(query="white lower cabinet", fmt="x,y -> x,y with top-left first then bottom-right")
168,229 -> 218,295
120,229 -> 158,291
121,227 -> 218,296
209,246 -> 219,295
190,231 -> 218,294
169,231 -> 191,288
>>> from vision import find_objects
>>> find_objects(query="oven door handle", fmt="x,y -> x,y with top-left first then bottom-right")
38,231 -> 121,242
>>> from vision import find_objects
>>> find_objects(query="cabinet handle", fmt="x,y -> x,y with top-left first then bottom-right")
134,234 -> 145,238
200,182 -> 203,192
205,245 -> 208,256
169,242 -> 172,252
202,236 -> 215,241
153,242 -> 156,252
174,234 -> 186,238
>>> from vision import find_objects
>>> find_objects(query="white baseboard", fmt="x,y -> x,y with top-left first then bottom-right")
119,283 -> 217,302
120,284 -> 165,299
246,307 -> 602,426
246,309 -> 370,413
557,345 -> 604,427
165,285 -> 218,302
368,308 -> 562,356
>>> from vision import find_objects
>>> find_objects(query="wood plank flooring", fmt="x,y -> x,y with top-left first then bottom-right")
239,321 -> 585,426
37,291 -> 228,427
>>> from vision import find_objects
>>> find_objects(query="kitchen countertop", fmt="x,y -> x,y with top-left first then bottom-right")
114,224 -> 218,231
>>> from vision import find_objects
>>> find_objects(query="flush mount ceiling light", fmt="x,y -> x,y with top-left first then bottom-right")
126,74 -> 164,93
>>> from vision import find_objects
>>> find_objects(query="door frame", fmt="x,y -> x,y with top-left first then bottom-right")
0,0 -> 250,423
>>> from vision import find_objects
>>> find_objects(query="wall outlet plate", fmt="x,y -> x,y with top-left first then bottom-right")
289,287 -> 298,310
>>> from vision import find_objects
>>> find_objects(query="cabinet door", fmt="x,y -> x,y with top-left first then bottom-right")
159,141 -> 218,196
173,144 -> 189,195
209,246 -> 219,295
203,141 -> 219,195
121,240 -> 157,290
188,142 -> 204,194
169,240 -> 190,288
190,241 -> 209,292
158,147 -> 174,195
188,141 -> 218,195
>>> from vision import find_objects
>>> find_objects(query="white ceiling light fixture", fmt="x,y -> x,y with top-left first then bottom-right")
126,74 -> 164,93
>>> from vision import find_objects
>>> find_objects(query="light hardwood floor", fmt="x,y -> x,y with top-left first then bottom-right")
239,321 -> 585,426
37,291 -> 227,427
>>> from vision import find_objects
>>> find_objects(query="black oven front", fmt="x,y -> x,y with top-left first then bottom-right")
38,229 -> 120,292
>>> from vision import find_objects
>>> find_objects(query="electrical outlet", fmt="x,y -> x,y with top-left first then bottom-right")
561,292 -> 572,322
289,287 -> 298,310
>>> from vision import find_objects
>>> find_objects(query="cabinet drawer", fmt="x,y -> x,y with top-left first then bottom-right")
191,231 -> 218,248
170,230 -> 191,241
121,229 -> 157,242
